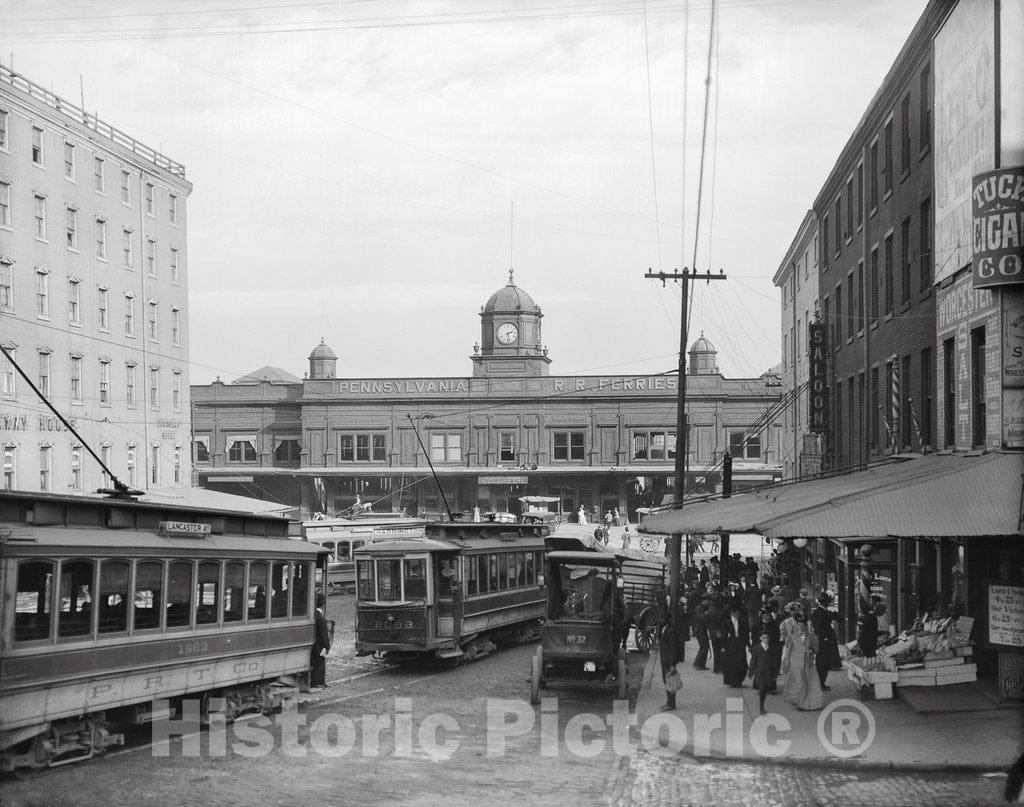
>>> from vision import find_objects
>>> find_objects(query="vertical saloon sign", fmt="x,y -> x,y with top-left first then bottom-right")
972,167 -> 1024,288
808,322 -> 828,433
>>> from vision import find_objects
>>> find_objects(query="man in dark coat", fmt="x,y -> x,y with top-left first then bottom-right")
720,599 -> 749,687
748,630 -> 774,714
659,601 -> 689,710
810,593 -> 838,690
310,593 -> 331,690
857,603 -> 879,658
698,560 -> 710,586
690,585 -> 713,670
760,604 -> 782,685
739,575 -> 764,647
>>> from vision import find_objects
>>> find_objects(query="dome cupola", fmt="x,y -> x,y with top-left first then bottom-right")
688,332 -> 719,375
472,270 -> 551,377
308,338 -> 338,379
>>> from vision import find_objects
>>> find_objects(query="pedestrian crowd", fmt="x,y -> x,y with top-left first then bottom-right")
658,555 -> 843,716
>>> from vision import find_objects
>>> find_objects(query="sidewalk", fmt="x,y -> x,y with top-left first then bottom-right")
634,641 -> 1023,773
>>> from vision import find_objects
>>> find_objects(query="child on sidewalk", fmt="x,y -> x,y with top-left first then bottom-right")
748,630 -> 774,714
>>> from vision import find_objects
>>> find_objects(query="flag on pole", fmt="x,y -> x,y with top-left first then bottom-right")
908,396 -> 924,451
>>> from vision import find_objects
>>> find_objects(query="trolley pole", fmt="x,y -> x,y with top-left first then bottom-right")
645,267 -> 727,654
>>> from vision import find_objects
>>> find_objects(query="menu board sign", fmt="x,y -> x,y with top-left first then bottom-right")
988,583 -> 1024,650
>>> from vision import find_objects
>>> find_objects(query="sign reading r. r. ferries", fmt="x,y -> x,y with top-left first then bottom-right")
159,521 -> 212,537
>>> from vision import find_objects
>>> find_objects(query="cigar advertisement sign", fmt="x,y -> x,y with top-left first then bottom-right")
972,167 -> 1024,288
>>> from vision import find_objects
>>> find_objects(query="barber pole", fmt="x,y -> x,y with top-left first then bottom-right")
890,355 -> 900,452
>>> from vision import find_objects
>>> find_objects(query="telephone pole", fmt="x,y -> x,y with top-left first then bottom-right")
645,267 -> 726,647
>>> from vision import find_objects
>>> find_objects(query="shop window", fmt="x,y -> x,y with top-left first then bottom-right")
194,436 -> 210,463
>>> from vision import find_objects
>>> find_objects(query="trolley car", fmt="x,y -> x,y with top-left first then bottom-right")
354,520 -> 550,662
0,489 -> 322,773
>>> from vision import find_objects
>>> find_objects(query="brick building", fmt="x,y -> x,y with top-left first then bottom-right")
0,64 -> 193,493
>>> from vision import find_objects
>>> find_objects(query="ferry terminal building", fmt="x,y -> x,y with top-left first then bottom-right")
191,275 -> 784,520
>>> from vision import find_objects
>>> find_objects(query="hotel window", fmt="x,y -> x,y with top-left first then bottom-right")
64,142 -> 75,179
37,351 -> 49,397
632,431 -> 676,461
870,248 -> 879,323
821,214 -> 829,269
920,65 -> 931,150
0,346 -> 14,397
728,430 -> 761,460
0,109 -> 7,150
94,156 -> 104,192
919,198 -> 931,292
149,367 -> 159,406
99,360 -> 110,404
834,283 -> 842,343
499,431 -> 515,462
172,370 -> 181,409
65,207 -> 78,250
901,217 -> 911,304
552,431 -> 584,461
148,301 -> 158,340
833,198 -> 841,255
0,261 -> 10,312
884,233 -> 894,314
170,248 -> 179,283
856,163 -> 863,226
845,179 -> 853,239
31,126 -> 43,165
70,445 -> 82,491
121,170 -> 131,204
971,328 -> 986,447
429,433 -> 462,463
145,182 -> 154,215
227,436 -> 257,463
171,308 -> 180,345
39,446 -> 51,492
193,436 -> 210,463
123,228 -> 133,268
35,270 -> 49,318
173,446 -> 182,484
3,444 -> 15,490
869,141 -> 878,209
127,445 -> 136,486
900,95 -> 911,174
69,355 -> 82,402
274,439 -> 301,463
0,181 -> 9,228
169,193 -> 177,224
125,363 -> 136,407
97,287 -> 109,330
33,195 -> 46,239
124,295 -> 135,336
100,445 -> 111,489
95,218 -> 107,259
146,238 -> 156,276
846,273 -> 854,336
883,119 -> 893,194
151,446 -> 160,485
68,279 -> 80,324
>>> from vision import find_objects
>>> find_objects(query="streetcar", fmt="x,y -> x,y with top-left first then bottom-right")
0,488 -> 323,773
353,520 -> 551,662
298,515 -> 427,595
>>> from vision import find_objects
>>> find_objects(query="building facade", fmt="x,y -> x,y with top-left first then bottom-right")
772,210 -> 822,480
192,276 -> 785,520
0,64 -> 193,494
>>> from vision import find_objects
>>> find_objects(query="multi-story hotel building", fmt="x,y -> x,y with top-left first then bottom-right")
192,274 -> 785,520
0,64 -> 193,493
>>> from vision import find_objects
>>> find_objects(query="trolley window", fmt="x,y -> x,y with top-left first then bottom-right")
477,556 -> 488,594
466,555 -> 479,596
505,553 -> 516,589
403,559 -> 427,600
224,562 -> 245,623
59,560 -> 95,638
356,559 -> 374,600
292,561 -> 310,617
498,554 -> 508,591
134,560 -> 163,630
196,561 -> 220,625
98,560 -> 130,633
166,561 -> 193,628
525,552 -> 536,586
270,561 -> 290,618
488,555 -> 499,592
248,561 -> 268,620
377,559 -> 401,601
15,560 -> 54,642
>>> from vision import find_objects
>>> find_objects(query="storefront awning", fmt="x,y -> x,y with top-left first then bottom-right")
637,451 -> 1024,539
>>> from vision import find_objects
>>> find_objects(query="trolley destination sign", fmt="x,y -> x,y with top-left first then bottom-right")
159,521 -> 213,537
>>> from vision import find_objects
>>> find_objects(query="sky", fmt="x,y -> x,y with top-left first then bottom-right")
1,0 -> 930,384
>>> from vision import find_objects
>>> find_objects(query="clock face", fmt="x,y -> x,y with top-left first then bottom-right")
496,323 -> 518,344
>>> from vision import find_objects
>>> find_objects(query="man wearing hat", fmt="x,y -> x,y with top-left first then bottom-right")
310,593 -> 332,691
810,593 -> 839,690
769,584 -> 787,614
798,588 -> 814,619
748,629 -> 775,714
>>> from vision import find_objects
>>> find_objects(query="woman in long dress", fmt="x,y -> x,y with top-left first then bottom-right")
780,612 -> 824,711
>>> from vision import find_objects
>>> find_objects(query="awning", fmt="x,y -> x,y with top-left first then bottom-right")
637,451 -> 1024,539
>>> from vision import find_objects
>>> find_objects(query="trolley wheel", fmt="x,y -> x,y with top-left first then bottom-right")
530,651 -> 542,705
616,650 -> 628,700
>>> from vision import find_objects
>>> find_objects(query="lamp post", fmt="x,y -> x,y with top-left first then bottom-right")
793,538 -> 808,591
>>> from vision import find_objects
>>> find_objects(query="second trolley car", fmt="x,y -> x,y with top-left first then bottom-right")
354,520 -> 551,662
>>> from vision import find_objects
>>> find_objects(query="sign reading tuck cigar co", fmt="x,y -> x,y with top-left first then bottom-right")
808,321 -> 828,433
972,166 -> 1024,288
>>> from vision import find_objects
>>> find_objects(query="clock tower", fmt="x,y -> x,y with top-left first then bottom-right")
471,270 -> 551,377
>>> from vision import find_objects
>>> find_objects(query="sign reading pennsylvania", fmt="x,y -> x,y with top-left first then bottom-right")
807,322 -> 828,433
972,167 -> 1024,288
